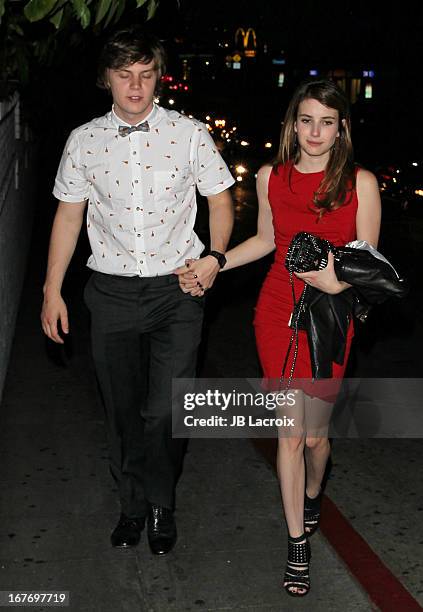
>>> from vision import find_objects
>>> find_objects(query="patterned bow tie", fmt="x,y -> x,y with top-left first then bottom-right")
118,121 -> 150,137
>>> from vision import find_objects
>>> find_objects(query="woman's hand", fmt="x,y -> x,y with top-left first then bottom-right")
174,256 -> 220,296
294,251 -> 347,295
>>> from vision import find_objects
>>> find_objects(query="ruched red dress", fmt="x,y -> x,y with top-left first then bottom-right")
254,162 -> 358,392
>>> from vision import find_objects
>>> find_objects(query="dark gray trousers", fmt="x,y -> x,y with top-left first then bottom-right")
83,271 -> 204,518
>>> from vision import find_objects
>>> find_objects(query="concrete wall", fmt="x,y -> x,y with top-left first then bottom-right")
0,94 -> 35,402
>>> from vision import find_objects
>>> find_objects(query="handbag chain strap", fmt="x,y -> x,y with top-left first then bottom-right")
279,271 -> 309,391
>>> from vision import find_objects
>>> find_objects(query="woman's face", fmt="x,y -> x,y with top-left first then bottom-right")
294,98 -> 341,161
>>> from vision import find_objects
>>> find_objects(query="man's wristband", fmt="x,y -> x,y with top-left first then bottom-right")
208,250 -> 227,269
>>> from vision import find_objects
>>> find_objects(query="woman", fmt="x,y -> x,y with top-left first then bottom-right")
179,78 -> 381,596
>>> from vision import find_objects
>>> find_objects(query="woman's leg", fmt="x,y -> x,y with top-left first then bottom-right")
276,389 -> 306,536
277,435 -> 306,537
277,391 -> 311,596
304,394 -> 333,497
304,436 -> 331,497
301,394 -> 333,536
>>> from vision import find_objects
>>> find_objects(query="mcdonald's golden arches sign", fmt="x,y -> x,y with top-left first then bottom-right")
235,27 -> 257,58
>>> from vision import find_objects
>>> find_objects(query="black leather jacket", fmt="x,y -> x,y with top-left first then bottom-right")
302,278 -> 407,379
290,241 -> 409,379
301,287 -> 359,379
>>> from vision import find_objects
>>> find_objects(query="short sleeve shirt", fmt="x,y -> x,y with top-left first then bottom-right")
53,104 -> 235,276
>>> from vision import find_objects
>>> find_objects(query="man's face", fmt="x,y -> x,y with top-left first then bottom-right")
107,60 -> 158,125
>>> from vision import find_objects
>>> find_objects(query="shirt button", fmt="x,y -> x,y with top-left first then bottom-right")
136,206 -> 141,211
137,234 -> 141,237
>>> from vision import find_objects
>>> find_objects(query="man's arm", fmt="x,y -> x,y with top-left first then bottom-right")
175,188 -> 234,295
41,200 -> 87,343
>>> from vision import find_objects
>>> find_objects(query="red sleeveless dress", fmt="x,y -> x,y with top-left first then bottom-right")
254,162 -> 358,389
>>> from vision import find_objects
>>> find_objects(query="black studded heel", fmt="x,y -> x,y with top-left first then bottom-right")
304,489 -> 322,536
283,533 -> 311,597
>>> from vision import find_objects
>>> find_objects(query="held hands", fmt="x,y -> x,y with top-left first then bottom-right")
294,251 -> 344,295
41,292 -> 69,344
174,256 -> 220,296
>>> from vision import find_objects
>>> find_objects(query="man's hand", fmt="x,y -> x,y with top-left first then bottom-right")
41,291 -> 69,344
174,256 -> 220,296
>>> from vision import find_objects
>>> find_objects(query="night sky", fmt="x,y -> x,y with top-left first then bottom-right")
24,0 -> 423,177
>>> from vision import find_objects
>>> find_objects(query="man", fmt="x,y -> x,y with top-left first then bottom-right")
41,26 -> 234,554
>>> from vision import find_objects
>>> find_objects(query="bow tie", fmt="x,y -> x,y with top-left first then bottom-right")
118,121 -> 150,137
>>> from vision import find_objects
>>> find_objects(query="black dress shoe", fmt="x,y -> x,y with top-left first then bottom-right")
110,514 -> 145,548
147,504 -> 177,555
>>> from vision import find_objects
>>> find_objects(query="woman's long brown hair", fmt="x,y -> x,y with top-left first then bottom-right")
274,78 -> 356,214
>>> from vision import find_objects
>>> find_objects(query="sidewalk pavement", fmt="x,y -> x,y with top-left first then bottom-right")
0,209 -> 422,611
0,317 -> 373,611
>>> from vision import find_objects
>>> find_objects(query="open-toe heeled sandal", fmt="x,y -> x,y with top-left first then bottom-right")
304,489 -> 322,536
283,533 -> 311,597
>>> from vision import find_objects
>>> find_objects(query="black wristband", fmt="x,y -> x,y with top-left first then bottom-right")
208,250 -> 227,269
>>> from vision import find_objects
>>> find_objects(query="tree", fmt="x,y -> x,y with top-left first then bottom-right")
0,0 -> 160,96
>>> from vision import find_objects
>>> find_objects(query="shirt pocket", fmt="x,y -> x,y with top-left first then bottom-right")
153,165 -> 191,213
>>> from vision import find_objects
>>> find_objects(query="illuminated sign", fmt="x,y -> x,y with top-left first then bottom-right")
235,27 -> 257,58
365,83 -> 373,99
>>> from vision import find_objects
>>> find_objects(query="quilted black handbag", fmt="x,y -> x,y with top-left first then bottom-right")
285,231 -> 334,274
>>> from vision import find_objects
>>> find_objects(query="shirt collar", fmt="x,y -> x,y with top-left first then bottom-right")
109,103 -> 160,130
